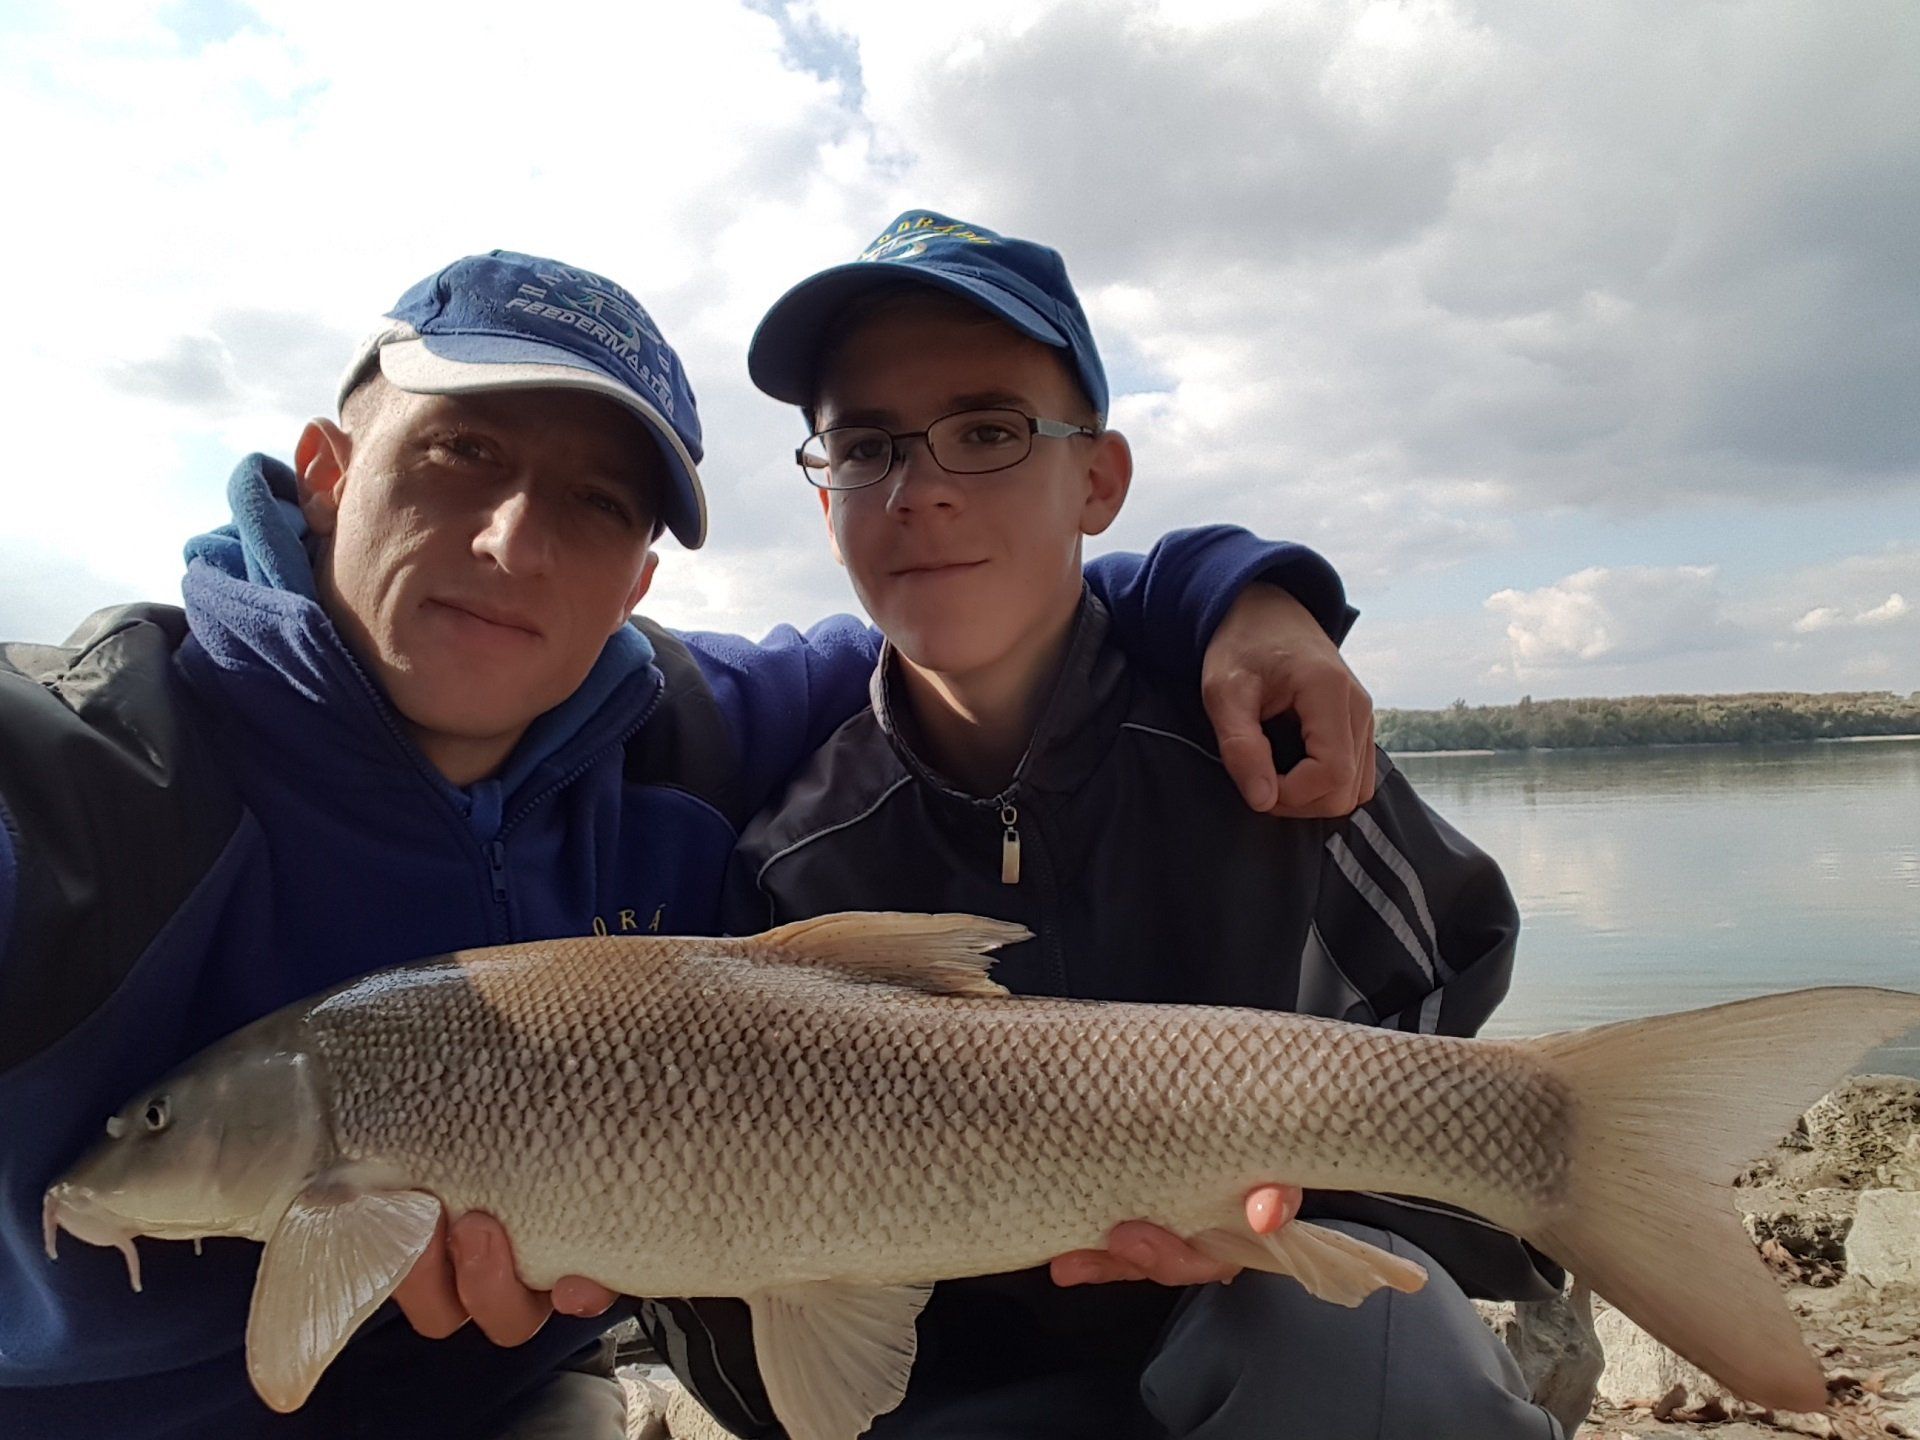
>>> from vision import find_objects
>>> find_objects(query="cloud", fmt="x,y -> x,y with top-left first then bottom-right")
1859,593 -> 1910,626
1485,565 -> 1737,670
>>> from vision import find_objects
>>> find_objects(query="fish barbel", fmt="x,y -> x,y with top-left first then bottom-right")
44,913 -> 1920,1438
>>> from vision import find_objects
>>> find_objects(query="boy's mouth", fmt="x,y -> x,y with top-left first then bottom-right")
892,559 -> 987,578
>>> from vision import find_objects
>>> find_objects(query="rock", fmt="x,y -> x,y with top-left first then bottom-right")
1883,1368 -> 1920,1436
1847,1190 -> 1920,1285
1591,1302 -> 1731,1408
1506,1282 -> 1607,1438
1745,1207 -> 1853,1266
1802,1076 -> 1920,1188
617,1368 -> 671,1440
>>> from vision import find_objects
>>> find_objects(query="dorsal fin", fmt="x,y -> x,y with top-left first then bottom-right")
747,912 -> 1028,997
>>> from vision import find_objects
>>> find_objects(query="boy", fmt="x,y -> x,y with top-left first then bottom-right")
639,213 -> 1565,1439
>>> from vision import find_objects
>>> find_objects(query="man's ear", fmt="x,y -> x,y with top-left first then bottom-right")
1080,430 -> 1132,538
817,487 -> 846,568
620,550 -> 661,621
294,419 -> 352,537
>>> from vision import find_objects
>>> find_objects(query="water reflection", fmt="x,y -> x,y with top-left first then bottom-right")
1394,738 -> 1920,1076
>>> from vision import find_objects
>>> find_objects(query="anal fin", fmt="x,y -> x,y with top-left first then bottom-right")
1191,1219 -> 1428,1307
747,1279 -> 934,1440
247,1184 -> 443,1412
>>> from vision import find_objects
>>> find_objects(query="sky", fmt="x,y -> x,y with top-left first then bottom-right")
1,0 -> 1915,708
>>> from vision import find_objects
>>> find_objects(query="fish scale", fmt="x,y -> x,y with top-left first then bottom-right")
44,912 -> 1920,1439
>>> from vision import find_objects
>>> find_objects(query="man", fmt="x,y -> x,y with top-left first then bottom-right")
641,212 -> 1561,1439
0,249 -> 1373,1439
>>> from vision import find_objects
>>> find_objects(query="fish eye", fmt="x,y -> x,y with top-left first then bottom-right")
143,1097 -> 170,1133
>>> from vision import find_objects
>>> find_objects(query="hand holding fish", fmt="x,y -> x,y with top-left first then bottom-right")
1204,584 -> 1376,818
1050,1183 -> 1303,1286
392,1210 -> 616,1345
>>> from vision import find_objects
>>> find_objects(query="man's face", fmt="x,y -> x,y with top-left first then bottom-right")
815,306 -> 1126,681
302,385 -> 660,773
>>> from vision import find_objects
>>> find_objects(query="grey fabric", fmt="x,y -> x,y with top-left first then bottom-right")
480,1371 -> 628,1440
1140,1223 -> 1564,1440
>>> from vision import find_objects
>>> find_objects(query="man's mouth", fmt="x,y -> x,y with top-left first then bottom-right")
428,599 -> 542,637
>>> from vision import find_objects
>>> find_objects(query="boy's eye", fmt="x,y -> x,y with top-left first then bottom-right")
954,419 -> 1021,449
838,433 -> 891,465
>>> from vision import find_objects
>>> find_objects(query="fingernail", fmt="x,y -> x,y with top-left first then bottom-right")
455,1230 -> 490,1269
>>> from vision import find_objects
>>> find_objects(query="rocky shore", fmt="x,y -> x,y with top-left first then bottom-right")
617,1076 -> 1920,1440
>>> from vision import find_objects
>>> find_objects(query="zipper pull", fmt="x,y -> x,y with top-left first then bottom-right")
999,804 -> 1021,885
487,840 -> 509,904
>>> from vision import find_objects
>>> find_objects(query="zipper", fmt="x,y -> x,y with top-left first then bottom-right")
497,679 -> 666,840
1000,803 -> 1021,885
487,841 -> 509,905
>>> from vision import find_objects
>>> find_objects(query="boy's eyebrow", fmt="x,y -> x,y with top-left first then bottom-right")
821,392 -> 1038,429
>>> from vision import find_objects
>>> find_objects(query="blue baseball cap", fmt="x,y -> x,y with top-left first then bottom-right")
338,250 -> 708,548
747,210 -> 1109,420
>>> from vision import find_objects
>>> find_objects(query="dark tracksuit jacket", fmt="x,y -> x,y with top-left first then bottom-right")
642,592 -> 1561,1438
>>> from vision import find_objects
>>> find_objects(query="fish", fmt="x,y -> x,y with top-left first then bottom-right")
43,912 -> 1920,1439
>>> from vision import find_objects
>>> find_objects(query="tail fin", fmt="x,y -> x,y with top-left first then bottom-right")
1523,987 -> 1920,1413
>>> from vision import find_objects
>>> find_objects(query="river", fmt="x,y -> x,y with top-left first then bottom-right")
1392,736 -> 1920,1077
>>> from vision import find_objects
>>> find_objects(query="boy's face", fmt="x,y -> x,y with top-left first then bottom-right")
814,304 -> 1130,682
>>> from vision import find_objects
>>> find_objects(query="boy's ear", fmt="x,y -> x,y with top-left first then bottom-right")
1079,430 -> 1132,538
294,419 -> 352,537
817,488 -> 847,568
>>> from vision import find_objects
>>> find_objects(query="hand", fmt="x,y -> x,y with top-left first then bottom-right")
392,1210 -> 616,1345
1203,585 -> 1376,818
1049,1183 -> 1302,1287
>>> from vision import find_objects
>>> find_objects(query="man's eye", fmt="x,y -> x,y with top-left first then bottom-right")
840,435 -> 889,464
580,490 -> 631,522
430,435 -> 490,463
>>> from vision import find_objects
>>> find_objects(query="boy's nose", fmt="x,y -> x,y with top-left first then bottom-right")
884,440 -> 965,514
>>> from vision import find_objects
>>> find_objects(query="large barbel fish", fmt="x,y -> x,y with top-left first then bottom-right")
44,913 -> 1920,1437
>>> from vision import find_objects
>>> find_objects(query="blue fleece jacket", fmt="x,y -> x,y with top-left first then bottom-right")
0,454 -> 1348,1439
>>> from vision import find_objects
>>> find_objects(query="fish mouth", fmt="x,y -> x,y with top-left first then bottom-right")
43,1184 -> 146,1292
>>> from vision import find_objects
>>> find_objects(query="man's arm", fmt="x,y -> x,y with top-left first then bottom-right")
676,526 -> 1372,831
1297,754 -> 1563,1301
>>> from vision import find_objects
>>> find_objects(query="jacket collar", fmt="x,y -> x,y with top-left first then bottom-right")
178,453 -> 662,827
869,586 -> 1130,808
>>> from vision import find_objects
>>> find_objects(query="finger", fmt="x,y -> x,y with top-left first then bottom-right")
448,1213 -> 552,1348
1203,669 -> 1281,813
1272,686 -> 1357,817
1050,1250 -> 1151,1287
1245,1184 -> 1302,1235
391,1211 -> 468,1339
1106,1221 -> 1238,1287
551,1275 -> 619,1318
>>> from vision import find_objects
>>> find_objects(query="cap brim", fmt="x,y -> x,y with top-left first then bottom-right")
378,335 -> 709,549
747,263 -> 1068,406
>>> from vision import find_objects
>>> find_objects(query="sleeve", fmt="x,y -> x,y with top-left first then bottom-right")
1297,752 -> 1565,1300
0,793 -> 17,982
1085,525 -> 1357,679
670,614 -> 882,828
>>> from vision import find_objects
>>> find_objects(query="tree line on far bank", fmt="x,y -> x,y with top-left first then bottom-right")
1378,691 -> 1920,752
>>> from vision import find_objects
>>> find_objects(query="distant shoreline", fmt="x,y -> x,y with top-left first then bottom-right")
1380,691 -> 1920,754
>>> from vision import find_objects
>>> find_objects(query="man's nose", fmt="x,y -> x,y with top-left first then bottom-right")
473,487 -> 556,574
884,438 -> 965,516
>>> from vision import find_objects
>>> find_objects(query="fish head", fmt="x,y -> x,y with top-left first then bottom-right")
44,1022 -> 331,1286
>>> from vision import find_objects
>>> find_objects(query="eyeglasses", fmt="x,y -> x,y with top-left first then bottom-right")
797,407 -> 1099,491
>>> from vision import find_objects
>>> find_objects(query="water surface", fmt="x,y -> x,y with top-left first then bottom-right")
1392,738 -> 1920,1077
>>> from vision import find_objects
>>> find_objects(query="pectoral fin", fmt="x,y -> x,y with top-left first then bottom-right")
1191,1219 -> 1427,1307
246,1184 -> 443,1413
747,1279 -> 934,1440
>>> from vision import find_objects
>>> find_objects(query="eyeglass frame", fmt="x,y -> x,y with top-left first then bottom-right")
795,407 -> 1102,492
